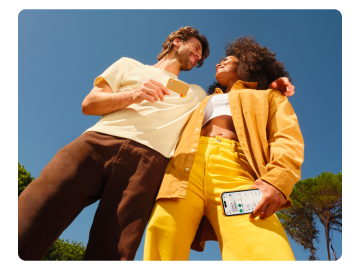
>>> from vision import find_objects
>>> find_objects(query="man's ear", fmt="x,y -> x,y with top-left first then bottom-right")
173,37 -> 182,48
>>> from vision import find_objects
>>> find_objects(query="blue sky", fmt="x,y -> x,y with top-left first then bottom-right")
15,8 -> 343,262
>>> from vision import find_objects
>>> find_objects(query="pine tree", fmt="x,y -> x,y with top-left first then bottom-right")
277,172 -> 342,260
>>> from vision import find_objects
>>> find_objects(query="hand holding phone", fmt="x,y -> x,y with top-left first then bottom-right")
221,189 -> 263,216
249,179 -> 287,220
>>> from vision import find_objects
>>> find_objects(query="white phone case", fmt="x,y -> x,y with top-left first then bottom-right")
221,189 -> 263,216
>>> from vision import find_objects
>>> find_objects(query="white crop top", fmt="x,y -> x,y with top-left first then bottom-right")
202,94 -> 232,127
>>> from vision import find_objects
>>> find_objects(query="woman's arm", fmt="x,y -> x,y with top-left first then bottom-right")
249,91 -> 304,220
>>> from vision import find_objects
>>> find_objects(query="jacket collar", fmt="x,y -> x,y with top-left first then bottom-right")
233,80 -> 258,90
215,80 -> 258,94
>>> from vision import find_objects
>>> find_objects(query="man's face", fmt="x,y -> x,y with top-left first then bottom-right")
175,37 -> 203,71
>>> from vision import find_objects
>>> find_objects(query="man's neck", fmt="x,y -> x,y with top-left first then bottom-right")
153,55 -> 181,76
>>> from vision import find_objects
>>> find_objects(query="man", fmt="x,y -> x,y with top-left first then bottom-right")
18,26 -> 294,260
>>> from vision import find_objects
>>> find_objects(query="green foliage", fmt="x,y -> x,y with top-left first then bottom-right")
18,162 -> 86,260
277,189 -> 320,260
44,239 -> 86,261
277,172 -> 342,261
18,162 -> 35,196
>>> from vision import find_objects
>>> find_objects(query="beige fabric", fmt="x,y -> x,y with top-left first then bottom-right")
85,57 -> 207,158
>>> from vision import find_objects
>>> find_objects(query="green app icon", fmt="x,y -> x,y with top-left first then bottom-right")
240,209 -> 243,213
238,204 -> 241,207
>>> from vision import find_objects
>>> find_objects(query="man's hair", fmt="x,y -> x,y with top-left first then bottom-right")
157,26 -> 210,68
207,36 -> 291,94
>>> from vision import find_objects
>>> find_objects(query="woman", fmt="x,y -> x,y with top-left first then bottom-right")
143,36 -> 304,261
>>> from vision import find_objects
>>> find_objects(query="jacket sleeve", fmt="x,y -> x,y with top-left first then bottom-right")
260,90 -> 304,200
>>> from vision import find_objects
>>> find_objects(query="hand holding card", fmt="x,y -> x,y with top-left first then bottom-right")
166,78 -> 190,98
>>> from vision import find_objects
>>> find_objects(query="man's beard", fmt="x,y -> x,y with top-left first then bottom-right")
175,49 -> 194,71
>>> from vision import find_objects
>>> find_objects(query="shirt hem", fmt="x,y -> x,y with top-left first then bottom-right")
83,128 -> 173,158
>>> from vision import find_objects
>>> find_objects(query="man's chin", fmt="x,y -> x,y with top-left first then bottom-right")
180,65 -> 193,71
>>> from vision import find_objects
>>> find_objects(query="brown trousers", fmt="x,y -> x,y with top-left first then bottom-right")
18,131 -> 169,260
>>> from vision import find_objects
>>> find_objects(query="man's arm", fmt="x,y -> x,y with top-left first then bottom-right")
269,77 -> 295,97
82,78 -> 170,116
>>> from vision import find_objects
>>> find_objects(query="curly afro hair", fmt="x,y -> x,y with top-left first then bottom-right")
208,36 -> 291,94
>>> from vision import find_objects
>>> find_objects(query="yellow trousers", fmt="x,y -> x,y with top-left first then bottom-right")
144,136 -> 295,261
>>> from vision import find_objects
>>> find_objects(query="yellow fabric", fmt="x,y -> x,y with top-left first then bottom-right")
85,57 -> 207,158
157,80 -> 304,202
144,136 -> 295,261
155,80 -> 304,251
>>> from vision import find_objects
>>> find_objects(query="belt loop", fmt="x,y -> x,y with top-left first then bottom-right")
231,141 -> 235,153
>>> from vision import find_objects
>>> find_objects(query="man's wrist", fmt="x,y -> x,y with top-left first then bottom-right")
126,89 -> 135,104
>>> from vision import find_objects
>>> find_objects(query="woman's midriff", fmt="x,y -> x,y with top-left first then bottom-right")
200,115 -> 239,142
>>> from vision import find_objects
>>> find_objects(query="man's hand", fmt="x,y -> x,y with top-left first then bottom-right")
249,179 -> 287,221
82,79 -> 170,116
269,77 -> 295,97
130,79 -> 170,104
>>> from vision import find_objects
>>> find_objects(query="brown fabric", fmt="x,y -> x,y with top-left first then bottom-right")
18,131 -> 169,260
190,216 -> 217,252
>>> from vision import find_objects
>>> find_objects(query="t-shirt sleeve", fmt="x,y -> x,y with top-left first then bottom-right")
93,57 -> 128,93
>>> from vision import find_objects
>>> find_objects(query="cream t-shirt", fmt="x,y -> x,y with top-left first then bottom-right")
85,57 -> 207,158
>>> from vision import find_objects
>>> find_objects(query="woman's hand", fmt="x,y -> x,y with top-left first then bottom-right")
269,77 -> 295,97
248,179 -> 287,221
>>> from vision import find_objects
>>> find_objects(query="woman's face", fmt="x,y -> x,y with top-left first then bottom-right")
215,55 -> 239,84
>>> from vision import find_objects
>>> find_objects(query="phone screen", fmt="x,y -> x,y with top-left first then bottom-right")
221,189 -> 263,216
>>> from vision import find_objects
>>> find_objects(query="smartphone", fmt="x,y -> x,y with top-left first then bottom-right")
166,78 -> 190,98
221,189 -> 263,216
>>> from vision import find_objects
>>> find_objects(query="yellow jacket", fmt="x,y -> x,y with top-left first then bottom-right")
156,80 -> 305,251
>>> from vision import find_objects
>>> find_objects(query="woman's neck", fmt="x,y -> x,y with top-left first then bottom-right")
225,78 -> 238,93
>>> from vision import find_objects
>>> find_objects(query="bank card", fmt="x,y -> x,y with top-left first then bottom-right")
166,78 -> 190,98
221,189 -> 263,216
